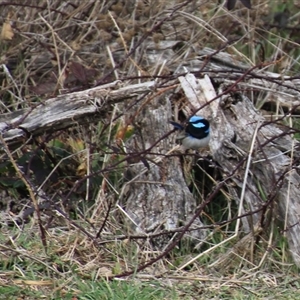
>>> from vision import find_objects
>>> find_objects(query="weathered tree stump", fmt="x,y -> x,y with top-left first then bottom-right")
1,45 -> 300,266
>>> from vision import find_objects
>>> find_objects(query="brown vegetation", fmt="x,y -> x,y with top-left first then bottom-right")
1,0 -> 300,298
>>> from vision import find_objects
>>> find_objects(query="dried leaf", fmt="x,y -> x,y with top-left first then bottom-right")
13,279 -> 53,286
1,21 -> 14,40
70,40 -> 81,51
115,124 -> 134,143
69,61 -> 88,84
76,161 -> 87,177
68,61 -> 98,86
30,82 -> 57,95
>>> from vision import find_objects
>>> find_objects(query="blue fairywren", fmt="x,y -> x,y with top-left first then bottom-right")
170,116 -> 210,150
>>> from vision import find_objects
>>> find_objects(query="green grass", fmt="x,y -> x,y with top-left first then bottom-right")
0,278 -> 176,300
73,280 -> 175,300
0,286 -> 44,300
1,276 -> 300,300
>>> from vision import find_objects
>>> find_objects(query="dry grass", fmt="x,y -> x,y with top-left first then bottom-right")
1,0 -> 300,298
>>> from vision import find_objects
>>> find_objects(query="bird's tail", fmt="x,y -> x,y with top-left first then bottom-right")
169,121 -> 184,130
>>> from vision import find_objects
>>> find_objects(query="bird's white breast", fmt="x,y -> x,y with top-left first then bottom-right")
182,134 -> 210,150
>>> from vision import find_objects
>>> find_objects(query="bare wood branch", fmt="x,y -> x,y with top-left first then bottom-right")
0,80 -> 156,147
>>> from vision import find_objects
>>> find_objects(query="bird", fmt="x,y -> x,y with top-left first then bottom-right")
170,116 -> 210,150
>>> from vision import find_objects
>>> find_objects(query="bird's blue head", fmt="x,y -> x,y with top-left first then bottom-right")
189,115 -> 204,123
169,115 -> 210,149
186,116 -> 210,138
